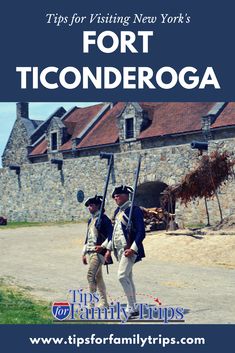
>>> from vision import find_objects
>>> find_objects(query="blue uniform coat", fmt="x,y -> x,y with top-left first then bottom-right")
112,205 -> 145,262
84,213 -> 113,246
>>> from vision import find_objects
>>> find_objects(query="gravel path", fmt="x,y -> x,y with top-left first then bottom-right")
0,223 -> 234,323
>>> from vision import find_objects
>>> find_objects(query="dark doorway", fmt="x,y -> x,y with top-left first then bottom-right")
135,181 -> 169,209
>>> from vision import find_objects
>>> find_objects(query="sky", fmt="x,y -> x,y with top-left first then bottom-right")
0,102 -> 98,167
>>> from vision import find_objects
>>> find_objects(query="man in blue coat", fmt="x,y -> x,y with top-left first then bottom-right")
105,185 -> 145,319
82,195 -> 113,308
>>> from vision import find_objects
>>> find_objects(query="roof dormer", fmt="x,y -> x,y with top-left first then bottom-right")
46,116 -> 68,153
118,102 -> 149,143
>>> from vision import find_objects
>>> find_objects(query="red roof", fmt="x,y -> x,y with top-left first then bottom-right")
30,139 -> 47,156
60,103 -> 105,150
29,102 -> 235,157
29,104 -> 104,155
77,102 -> 125,148
139,102 -> 215,139
211,102 -> 235,128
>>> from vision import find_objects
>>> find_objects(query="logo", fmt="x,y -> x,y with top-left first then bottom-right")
52,301 -> 71,321
52,289 -> 185,323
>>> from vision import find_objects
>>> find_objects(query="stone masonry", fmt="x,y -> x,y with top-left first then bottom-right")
0,138 -> 235,225
0,102 -> 235,225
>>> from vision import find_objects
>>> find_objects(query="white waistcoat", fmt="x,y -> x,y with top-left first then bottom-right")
85,214 -> 99,253
112,210 -> 127,250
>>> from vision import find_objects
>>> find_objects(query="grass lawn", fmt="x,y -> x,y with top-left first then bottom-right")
0,220 -> 87,229
0,282 -> 53,324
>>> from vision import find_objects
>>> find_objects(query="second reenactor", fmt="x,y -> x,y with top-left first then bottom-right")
105,185 -> 146,319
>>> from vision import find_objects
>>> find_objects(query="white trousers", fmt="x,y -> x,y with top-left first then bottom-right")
117,249 -> 137,310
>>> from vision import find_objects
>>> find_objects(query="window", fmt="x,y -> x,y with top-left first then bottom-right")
51,132 -> 58,151
125,118 -> 134,139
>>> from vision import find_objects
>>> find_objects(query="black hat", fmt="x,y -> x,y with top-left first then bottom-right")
85,195 -> 103,207
112,185 -> 133,198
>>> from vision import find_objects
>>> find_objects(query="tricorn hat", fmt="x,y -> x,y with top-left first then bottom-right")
85,194 -> 103,207
112,185 -> 133,198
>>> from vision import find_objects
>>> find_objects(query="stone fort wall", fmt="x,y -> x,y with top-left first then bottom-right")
0,136 -> 234,226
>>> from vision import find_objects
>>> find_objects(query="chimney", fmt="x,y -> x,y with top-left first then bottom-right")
201,102 -> 228,140
17,102 -> 29,119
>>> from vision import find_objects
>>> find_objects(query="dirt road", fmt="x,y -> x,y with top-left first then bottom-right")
0,223 -> 234,323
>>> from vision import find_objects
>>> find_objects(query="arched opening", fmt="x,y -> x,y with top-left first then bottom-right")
135,181 -> 169,208
135,181 -> 175,231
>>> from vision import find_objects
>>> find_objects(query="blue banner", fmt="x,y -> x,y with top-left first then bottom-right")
0,324 -> 234,353
0,0 -> 234,101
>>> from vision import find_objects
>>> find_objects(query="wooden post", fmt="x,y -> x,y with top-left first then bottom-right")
204,197 -> 211,226
214,190 -> 223,223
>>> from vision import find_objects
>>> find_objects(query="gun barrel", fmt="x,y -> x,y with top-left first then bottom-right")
97,153 -> 114,229
127,155 -> 142,232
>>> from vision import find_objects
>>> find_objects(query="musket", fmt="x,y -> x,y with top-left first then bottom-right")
96,152 -> 114,230
126,155 -> 142,233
